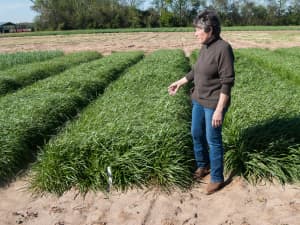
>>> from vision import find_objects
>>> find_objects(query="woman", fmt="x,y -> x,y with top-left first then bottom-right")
168,10 -> 235,194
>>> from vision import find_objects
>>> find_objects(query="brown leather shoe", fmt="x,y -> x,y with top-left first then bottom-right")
193,167 -> 210,180
206,182 -> 224,195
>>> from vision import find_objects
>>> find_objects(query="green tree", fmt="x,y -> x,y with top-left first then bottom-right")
227,1 -> 241,26
286,0 -> 300,24
30,0 -> 300,29
171,0 -> 191,26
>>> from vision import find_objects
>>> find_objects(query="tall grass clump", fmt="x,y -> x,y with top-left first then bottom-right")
237,48 -> 300,85
223,49 -> 300,184
0,51 -> 143,183
30,49 -> 193,195
0,50 -> 64,71
0,51 -> 101,95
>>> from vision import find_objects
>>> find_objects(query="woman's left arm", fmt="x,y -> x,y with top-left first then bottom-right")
213,43 -> 235,128
212,93 -> 229,128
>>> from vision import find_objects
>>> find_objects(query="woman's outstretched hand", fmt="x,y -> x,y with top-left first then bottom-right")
168,82 -> 180,96
168,77 -> 188,96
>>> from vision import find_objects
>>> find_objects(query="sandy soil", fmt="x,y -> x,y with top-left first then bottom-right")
0,31 -> 300,225
1,176 -> 299,225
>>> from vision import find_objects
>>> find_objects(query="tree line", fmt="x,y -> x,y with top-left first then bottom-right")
31,0 -> 300,30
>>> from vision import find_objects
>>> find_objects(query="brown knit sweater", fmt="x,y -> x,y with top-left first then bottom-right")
186,37 -> 235,109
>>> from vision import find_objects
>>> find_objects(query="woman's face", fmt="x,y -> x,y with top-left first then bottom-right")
194,26 -> 212,44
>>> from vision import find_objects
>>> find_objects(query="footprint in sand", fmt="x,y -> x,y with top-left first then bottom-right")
12,209 -> 38,224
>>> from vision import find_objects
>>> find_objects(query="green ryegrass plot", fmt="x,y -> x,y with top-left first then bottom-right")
0,51 -> 101,95
274,47 -> 300,58
0,51 -> 143,183
0,50 -> 64,71
237,48 -> 300,85
224,49 -> 300,184
30,49 -> 193,195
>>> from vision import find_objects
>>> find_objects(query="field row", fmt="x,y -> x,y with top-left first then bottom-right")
0,51 -> 101,95
0,50 -> 64,71
237,47 -> 300,85
224,49 -> 300,183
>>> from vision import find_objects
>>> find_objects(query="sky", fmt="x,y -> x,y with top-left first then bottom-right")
0,0 -> 37,23
0,0 -> 152,23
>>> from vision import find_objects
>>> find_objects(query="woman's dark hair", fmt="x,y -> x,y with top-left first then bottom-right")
193,10 -> 221,37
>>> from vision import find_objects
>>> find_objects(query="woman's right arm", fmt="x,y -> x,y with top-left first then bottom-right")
168,77 -> 189,96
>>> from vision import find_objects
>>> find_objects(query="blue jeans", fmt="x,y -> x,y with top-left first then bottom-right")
191,99 -> 226,183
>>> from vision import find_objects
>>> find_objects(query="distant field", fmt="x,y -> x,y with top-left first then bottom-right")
0,26 -> 299,38
1,30 -> 300,56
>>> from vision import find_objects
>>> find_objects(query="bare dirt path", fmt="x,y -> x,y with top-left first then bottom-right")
0,31 -> 300,56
